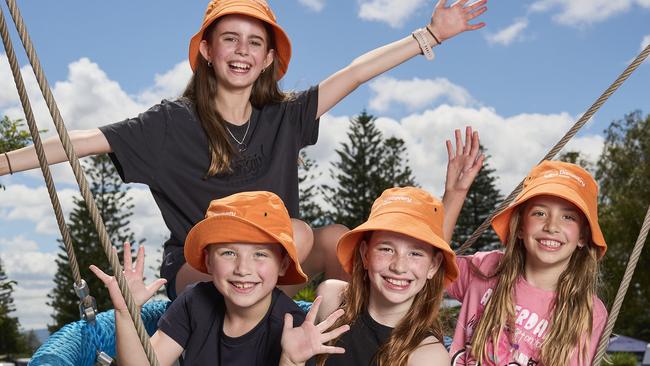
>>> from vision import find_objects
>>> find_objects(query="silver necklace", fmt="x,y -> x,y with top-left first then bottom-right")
225,120 -> 250,152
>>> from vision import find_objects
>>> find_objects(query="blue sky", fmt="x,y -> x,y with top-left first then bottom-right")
0,1 -> 648,330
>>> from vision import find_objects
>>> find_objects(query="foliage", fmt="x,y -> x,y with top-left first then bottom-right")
0,116 -> 34,190
298,150 -> 328,227
0,258 -> 29,356
323,111 -> 417,229
607,352 -> 638,366
596,111 -> 650,341
47,154 -> 139,332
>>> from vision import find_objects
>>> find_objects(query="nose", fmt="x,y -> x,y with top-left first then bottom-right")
235,40 -> 249,56
234,256 -> 252,276
543,214 -> 560,233
389,253 -> 408,274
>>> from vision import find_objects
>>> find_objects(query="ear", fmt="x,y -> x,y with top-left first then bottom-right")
199,40 -> 212,64
359,240 -> 369,269
203,247 -> 213,274
427,251 -> 443,280
263,48 -> 275,70
278,252 -> 290,276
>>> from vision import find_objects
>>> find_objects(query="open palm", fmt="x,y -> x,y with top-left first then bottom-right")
430,0 -> 487,42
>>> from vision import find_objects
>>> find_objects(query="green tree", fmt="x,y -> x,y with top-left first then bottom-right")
596,110 -> 650,341
558,150 -> 595,173
298,150 -> 327,227
453,146 -> 502,252
47,154 -> 138,332
323,111 -> 417,229
0,116 -> 33,190
0,258 -> 28,356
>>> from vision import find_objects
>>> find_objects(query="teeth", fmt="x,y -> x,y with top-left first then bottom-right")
232,282 -> 255,289
539,239 -> 561,248
385,277 -> 410,287
229,62 -> 251,70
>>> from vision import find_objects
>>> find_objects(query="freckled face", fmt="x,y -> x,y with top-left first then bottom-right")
205,243 -> 287,311
361,231 -> 441,309
199,14 -> 274,91
519,195 -> 585,271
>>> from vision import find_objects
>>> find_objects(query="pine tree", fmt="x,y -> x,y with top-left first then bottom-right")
452,146 -> 502,252
298,150 -> 327,227
0,116 -> 33,190
323,111 -> 417,229
47,154 -> 138,332
0,257 -> 27,356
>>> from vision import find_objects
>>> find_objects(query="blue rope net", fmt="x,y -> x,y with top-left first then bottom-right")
31,300 -> 313,366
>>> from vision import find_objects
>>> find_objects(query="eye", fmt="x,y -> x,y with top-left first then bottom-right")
220,250 -> 236,257
254,251 -> 270,258
223,36 -> 238,43
250,40 -> 263,47
410,251 -> 425,257
563,214 -> 578,222
377,246 -> 394,254
530,210 -> 546,217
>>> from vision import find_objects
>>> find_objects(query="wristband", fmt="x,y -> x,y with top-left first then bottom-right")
412,28 -> 435,61
426,25 -> 442,45
4,152 -> 12,175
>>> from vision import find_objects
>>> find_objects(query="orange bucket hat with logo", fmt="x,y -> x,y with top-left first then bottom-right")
492,160 -> 607,257
184,191 -> 307,285
337,187 -> 459,287
189,0 -> 292,79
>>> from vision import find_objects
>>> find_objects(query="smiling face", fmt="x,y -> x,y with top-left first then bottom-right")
360,231 -> 441,311
205,242 -> 288,312
199,14 -> 275,91
519,195 -> 586,272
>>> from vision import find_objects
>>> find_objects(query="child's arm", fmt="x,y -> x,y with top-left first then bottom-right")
90,243 -> 181,366
316,0 -> 487,118
1,128 -> 110,176
407,336 -> 450,365
315,279 -> 348,323
279,296 -> 350,366
442,126 -> 484,242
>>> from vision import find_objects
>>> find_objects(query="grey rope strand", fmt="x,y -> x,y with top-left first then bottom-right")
456,43 -> 650,255
0,4 -> 82,287
3,1 -> 159,364
592,204 -> 650,366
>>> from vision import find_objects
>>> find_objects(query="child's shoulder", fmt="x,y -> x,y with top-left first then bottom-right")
270,288 -> 306,324
459,250 -> 504,272
407,336 -> 449,366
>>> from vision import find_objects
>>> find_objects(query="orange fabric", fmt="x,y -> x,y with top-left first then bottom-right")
491,160 -> 607,257
184,191 -> 307,285
189,0 -> 292,79
336,187 -> 459,287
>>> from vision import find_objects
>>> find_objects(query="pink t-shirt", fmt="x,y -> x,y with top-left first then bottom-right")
447,251 -> 607,366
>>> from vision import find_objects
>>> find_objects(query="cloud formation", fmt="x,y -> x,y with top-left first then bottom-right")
529,0 -> 650,26
298,0 -> 325,12
368,76 -> 475,112
358,0 -> 427,28
486,18 -> 529,46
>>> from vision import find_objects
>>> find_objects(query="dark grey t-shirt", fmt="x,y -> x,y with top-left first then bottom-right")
158,283 -> 307,365
99,87 -> 319,250
324,310 -> 393,366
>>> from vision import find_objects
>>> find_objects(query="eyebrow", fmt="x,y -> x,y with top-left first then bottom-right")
529,203 -> 580,213
219,31 -> 266,41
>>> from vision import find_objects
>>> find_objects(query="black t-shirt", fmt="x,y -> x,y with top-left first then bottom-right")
158,282 -> 307,365
324,310 -> 393,366
99,87 -> 320,251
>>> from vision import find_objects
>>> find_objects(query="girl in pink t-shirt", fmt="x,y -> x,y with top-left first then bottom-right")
444,160 -> 608,366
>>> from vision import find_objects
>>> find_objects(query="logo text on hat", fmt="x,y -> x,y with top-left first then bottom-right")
376,195 -> 413,208
541,169 -> 586,187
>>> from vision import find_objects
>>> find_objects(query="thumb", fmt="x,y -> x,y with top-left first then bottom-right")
283,313 -> 294,333
147,278 -> 168,295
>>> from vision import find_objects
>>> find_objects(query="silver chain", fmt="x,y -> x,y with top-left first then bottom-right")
225,119 -> 250,145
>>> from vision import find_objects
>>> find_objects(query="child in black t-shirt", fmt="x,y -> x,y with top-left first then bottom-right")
91,191 -> 348,366
2,0 -> 488,302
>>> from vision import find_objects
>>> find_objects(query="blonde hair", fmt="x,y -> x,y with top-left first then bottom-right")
470,204 -> 602,365
182,17 -> 288,177
318,233 -> 447,366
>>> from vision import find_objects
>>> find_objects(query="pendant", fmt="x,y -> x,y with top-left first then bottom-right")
238,143 -> 247,153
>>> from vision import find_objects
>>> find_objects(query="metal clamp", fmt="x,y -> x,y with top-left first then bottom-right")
74,279 -> 98,323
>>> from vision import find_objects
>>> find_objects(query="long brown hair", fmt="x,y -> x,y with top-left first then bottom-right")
182,17 -> 287,177
317,234 -> 447,366
470,204 -> 602,365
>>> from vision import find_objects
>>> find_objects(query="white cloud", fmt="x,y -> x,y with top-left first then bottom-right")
358,0 -> 427,28
529,0 -> 643,26
136,61 -> 192,107
641,35 -> 650,52
368,76 -> 475,112
486,18 -> 529,46
298,0 -> 325,12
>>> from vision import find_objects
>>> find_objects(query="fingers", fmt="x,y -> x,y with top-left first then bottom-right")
466,0 -> 487,11
468,130 -> 480,159
463,126 -> 472,155
146,278 -> 167,295
446,140 -> 453,160
321,324 -> 350,344
305,296 -> 322,324
317,308 -> 344,332
123,242 -> 133,271
89,264 -> 112,284
283,313 -> 294,333
454,129 -> 463,157
436,0 -> 449,9
134,244 -> 145,274
320,345 -> 346,355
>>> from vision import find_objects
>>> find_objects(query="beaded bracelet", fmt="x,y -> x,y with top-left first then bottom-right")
412,28 -> 435,61
425,25 -> 442,45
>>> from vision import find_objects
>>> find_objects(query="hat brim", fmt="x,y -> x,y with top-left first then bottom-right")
337,212 -> 458,287
188,7 -> 291,79
185,215 -> 307,285
492,182 -> 607,257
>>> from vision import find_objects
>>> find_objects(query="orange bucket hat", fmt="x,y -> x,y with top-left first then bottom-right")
336,187 -> 459,287
184,191 -> 307,285
491,160 -> 607,257
189,0 -> 292,79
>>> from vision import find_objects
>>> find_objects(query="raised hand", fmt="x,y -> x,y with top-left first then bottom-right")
445,126 -> 484,195
89,242 -> 166,311
279,296 -> 350,366
429,0 -> 487,42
